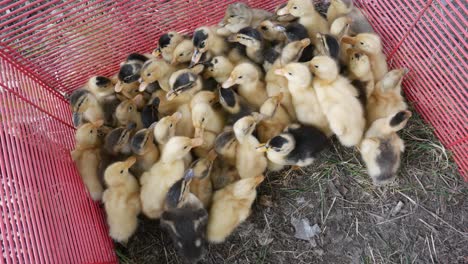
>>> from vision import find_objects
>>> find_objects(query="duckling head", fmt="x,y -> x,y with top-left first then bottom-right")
70,89 -> 93,113
218,87 -> 239,112
258,20 -> 286,42
139,59 -> 172,92
130,128 -> 154,155
190,91 -> 217,108
277,0 -> 314,17
192,103 -> 214,137
259,133 -> 295,156
167,67 -> 203,100
330,16 -> 351,37
153,112 -> 182,145
118,53 -> 148,83
348,49 -> 371,78
191,27 -> 211,65
274,3 -> 297,22
154,31 -> 184,58
389,110 -> 412,132
165,169 -> 195,210
232,174 -> 265,196
203,56 -> 234,83
171,39 -> 194,65
227,27 -> 262,48
233,115 -> 257,140
260,92 -> 284,118
191,150 -> 217,179
214,129 -> 237,156
310,56 -> 339,82
115,95 -> 142,124
376,68 -> 408,92
275,62 -> 312,88
161,136 -> 203,162
222,63 -> 260,88
342,33 -> 382,55
104,156 -> 136,187
88,76 -> 114,96
280,38 -> 310,64
106,123 -> 136,154
331,0 -> 354,12
75,120 -> 104,147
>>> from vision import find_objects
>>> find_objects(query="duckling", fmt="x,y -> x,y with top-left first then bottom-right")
227,27 -> 265,64
257,123 -> 329,170
315,33 -> 341,61
217,2 -> 272,36
161,169 -> 208,263
342,33 -> 388,81
211,162 -> 241,191
171,39 -> 194,65
277,0 -> 328,42
256,93 -> 291,143
207,174 -> 264,243
115,94 -> 145,130
218,87 -> 254,125
139,58 -> 176,93
214,128 -> 238,167
360,110 -> 412,186
141,97 -> 160,128
310,56 -> 365,147
330,11 -> 374,36
222,62 -> 267,109
203,56 -> 234,83
117,53 -> 149,90
283,23 -> 315,62
367,69 -> 408,126
130,128 -> 160,178
71,120 -> 105,201
265,38 -> 311,120
114,81 -> 140,100
166,65 -> 205,138
69,89 -> 104,125
102,157 -> 140,243
274,3 -> 297,22
189,150 -> 217,208
99,123 -> 137,184
347,49 -> 374,106
140,136 -> 203,219
191,91 -> 225,157
233,115 -> 267,179
154,31 -> 185,63
327,0 -> 353,25
275,62 -> 331,135
191,26 -> 227,66
153,111 -> 182,150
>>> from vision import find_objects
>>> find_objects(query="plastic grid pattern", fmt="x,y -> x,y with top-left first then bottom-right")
0,0 -> 466,263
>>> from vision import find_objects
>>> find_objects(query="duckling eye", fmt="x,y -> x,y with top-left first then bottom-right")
201,117 -> 205,122
360,42 -> 364,45
260,26 -> 268,31
293,6 -> 297,9
184,146 -> 189,150
147,73 -> 151,76
129,106 -> 133,111
169,33 -> 174,37
213,59 -> 218,64
314,65 -> 319,68
120,170 -> 124,174
238,76 -> 243,79
89,130 -> 93,134
288,72 -> 292,76
200,41 -> 206,49
179,53 -> 183,56
170,124 -> 173,128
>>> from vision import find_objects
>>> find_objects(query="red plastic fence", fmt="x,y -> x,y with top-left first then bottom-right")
0,0 -> 466,263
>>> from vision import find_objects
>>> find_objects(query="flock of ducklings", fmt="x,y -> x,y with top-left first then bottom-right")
70,0 -> 412,262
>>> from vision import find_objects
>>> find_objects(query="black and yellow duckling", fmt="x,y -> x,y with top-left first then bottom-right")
218,87 -> 254,125
69,89 -> 104,126
227,27 -> 266,64
116,53 -> 149,91
191,26 -> 227,66
154,31 -> 185,63
130,128 -> 160,178
189,150 -> 217,208
257,123 -> 329,170
141,97 -> 160,128
161,169 -> 208,263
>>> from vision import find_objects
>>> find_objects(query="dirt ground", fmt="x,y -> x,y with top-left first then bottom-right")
116,108 -> 467,264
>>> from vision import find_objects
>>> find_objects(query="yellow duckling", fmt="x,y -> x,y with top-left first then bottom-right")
189,150 -> 217,208
207,174 -> 264,243
115,94 -> 145,130
130,128 -> 160,178
171,39 -> 194,66
275,62 -> 331,135
203,56 -> 234,83
69,89 -> 104,125
277,0 -> 328,43
367,69 -> 408,126
222,62 -> 267,110
140,136 -> 203,219
347,49 -> 375,104
217,2 -> 272,36
342,33 -> 388,81
214,128 -> 238,167
256,92 -> 291,143
153,111 -> 182,151
191,26 -> 227,66
233,115 -> 267,179
102,157 -> 141,243
191,91 -> 225,157
139,58 -> 177,93
258,20 -> 288,44
154,31 -> 185,63
360,110 -> 411,186
86,76 -> 115,103
71,120 -> 105,201
310,56 -> 365,147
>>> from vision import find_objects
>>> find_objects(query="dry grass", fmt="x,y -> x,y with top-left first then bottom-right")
115,106 -> 467,264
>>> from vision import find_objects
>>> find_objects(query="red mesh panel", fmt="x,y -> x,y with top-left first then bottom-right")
0,0 -> 466,263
